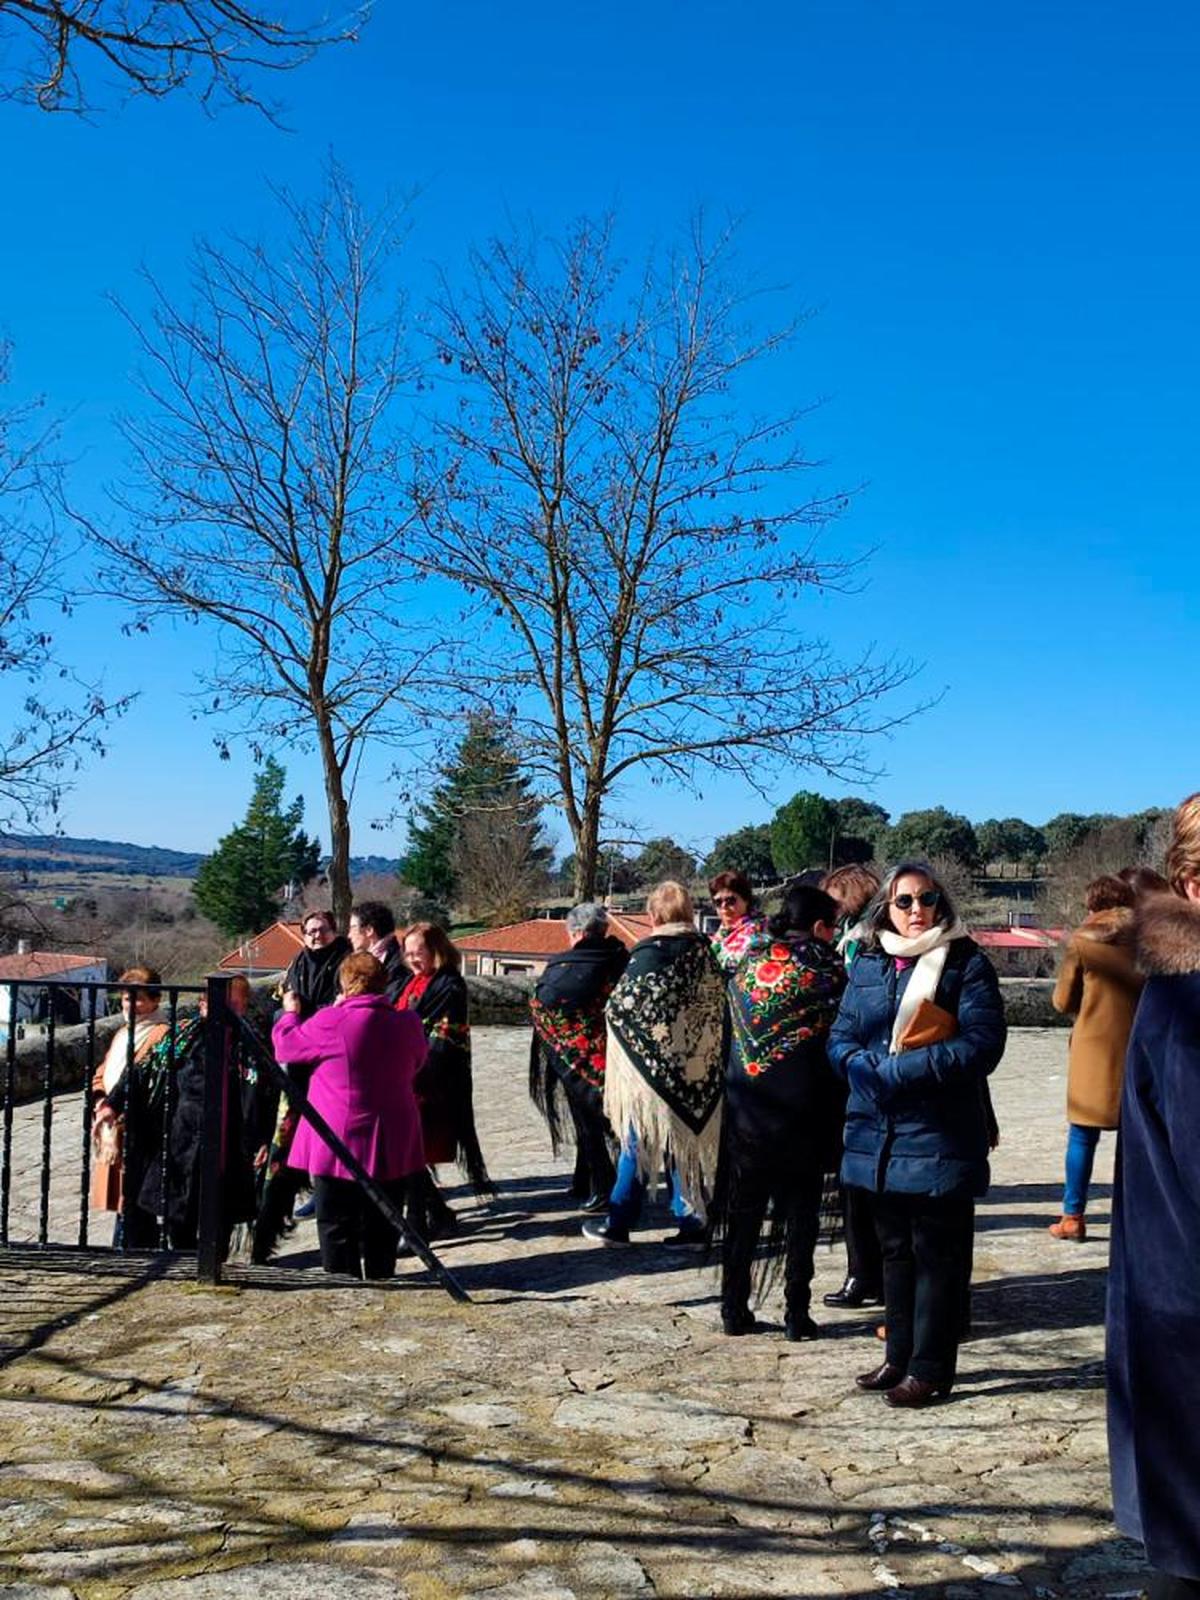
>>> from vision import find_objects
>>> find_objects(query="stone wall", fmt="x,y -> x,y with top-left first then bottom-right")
2,972 -> 1063,1108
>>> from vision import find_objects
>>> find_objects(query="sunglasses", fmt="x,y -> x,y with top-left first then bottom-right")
892,890 -> 940,911
713,895 -> 742,909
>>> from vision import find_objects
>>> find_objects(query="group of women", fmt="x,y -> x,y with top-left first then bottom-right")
530,856 -> 1006,1408
83,789 -> 1200,1593
90,906 -> 492,1281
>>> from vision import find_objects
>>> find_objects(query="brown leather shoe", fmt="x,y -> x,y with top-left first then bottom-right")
884,1375 -> 951,1407
855,1361 -> 905,1391
1048,1214 -> 1086,1242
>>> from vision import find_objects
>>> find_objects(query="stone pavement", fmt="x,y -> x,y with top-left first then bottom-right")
0,1027 -> 1151,1599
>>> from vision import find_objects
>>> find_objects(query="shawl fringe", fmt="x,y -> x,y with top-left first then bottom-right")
528,1033 -> 570,1155
604,1034 -> 722,1203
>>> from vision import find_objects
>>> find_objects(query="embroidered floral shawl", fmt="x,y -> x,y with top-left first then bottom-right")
604,926 -> 727,1199
729,930 -> 846,1082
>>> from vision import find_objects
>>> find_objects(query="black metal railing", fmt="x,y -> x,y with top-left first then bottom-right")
1,976 -> 202,1254
1,974 -> 469,1302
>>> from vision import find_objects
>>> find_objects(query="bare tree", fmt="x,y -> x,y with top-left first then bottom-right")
0,343 -> 134,827
415,216 -> 914,899
0,0 -> 364,114
450,804 -> 552,927
83,170 -> 426,926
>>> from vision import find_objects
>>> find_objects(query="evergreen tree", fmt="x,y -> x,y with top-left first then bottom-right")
401,713 -> 551,914
886,806 -> 979,868
631,837 -> 697,887
194,759 -> 320,939
770,791 -> 839,875
704,824 -> 776,882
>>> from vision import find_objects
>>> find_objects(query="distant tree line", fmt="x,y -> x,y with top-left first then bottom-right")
703,797 -> 1168,880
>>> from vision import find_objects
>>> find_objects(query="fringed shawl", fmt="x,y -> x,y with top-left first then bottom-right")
529,936 -> 629,1153
603,925 -> 727,1201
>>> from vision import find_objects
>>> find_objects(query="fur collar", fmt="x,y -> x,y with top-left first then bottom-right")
1076,907 -> 1135,945
1136,892 -> 1200,976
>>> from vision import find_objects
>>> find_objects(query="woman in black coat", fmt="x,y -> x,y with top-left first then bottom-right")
397,921 -> 493,1238
1108,794 -> 1200,1598
529,902 -> 629,1208
828,861 -> 1006,1407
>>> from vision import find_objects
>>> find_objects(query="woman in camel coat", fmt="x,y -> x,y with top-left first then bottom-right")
1048,875 -> 1143,1241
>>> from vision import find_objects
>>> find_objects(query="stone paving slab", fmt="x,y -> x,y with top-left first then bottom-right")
0,1027 -> 1148,1598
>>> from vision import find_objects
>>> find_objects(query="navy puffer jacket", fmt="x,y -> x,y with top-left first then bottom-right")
828,937 -> 1006,1199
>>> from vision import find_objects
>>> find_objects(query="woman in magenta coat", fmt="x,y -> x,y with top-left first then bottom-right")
272,950 -> 427,1279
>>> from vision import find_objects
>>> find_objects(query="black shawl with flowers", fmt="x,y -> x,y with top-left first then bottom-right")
529,935 -> 629,1151
727,928 -> 847,1142
603,927 -> 728,1200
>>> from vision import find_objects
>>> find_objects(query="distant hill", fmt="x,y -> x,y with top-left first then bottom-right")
0,834 -> 205,878
0,834 -> 402,883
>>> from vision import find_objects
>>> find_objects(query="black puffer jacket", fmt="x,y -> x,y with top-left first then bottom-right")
828,937 -> 1005,1199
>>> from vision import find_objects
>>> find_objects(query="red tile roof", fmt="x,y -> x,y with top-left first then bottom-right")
218,921 -> 305,972
456,913 -> 654,957
0,951 -> 105,981
973,927 -> 1066,950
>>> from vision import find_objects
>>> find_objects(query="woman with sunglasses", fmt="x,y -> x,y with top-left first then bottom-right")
709,871 -> 766,974
828,861 -> 1005,1407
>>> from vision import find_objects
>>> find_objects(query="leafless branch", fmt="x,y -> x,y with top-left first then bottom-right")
0,0 -> 365,115
413,215 -> 919,896
81,168 -> 427,920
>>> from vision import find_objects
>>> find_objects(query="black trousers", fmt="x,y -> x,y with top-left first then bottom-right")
313,1175 -> 408,1280
721,1143 -> 824,1323
843,1183 -> 883,1292
405,1167 -> 457,1237
562,1073 -> 616,1201
874,1190 -> 974,1385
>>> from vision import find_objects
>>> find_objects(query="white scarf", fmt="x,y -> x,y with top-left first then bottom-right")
101,1010 -> 168,1094
879,920 -> 969,1053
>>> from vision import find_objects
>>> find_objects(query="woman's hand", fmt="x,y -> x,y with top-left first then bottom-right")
281,991 -> 302,1016
92,1099 -> 115,1128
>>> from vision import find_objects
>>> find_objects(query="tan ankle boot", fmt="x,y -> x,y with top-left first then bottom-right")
1048,1214 -> 1086,1241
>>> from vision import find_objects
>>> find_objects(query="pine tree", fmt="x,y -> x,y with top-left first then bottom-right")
401,713 -> 551,917
194,759 -> 320,939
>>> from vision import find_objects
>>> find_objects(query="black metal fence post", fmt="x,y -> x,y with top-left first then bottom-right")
196,975 -> 231,1285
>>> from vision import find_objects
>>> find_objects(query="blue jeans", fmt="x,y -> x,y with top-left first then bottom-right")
1063,1123 -> 1102,1215
607,1131 -> 702,1233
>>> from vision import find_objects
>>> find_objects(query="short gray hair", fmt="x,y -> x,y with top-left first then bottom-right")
566,901 -> 609,938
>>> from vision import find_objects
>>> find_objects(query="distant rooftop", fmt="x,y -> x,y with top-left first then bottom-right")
0,951 -> 106,981
456,912 -> 653,957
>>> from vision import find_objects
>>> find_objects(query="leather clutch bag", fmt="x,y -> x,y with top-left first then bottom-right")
897,1000 -> 957,1050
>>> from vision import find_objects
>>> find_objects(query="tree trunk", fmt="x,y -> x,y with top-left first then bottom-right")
573,799 -> 602,901
314,711 -> 353,928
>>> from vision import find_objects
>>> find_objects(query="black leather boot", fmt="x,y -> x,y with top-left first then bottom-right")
823,1275 -> 883,1309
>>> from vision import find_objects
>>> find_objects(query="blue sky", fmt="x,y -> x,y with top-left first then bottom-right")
1,1 -> 1196,862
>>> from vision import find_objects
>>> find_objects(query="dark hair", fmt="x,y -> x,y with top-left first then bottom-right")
862,861 -> 957,942
351,900 -> 395,938
302,909 -> 336,934
404,920 -> 462,973
1085,874 -> 1136,914
1118,865 -> 1170,898
767,885 -> 839,939
708,870 -> 755,907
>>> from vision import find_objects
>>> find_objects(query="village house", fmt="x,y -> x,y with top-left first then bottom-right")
0,944 -> 110,1044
